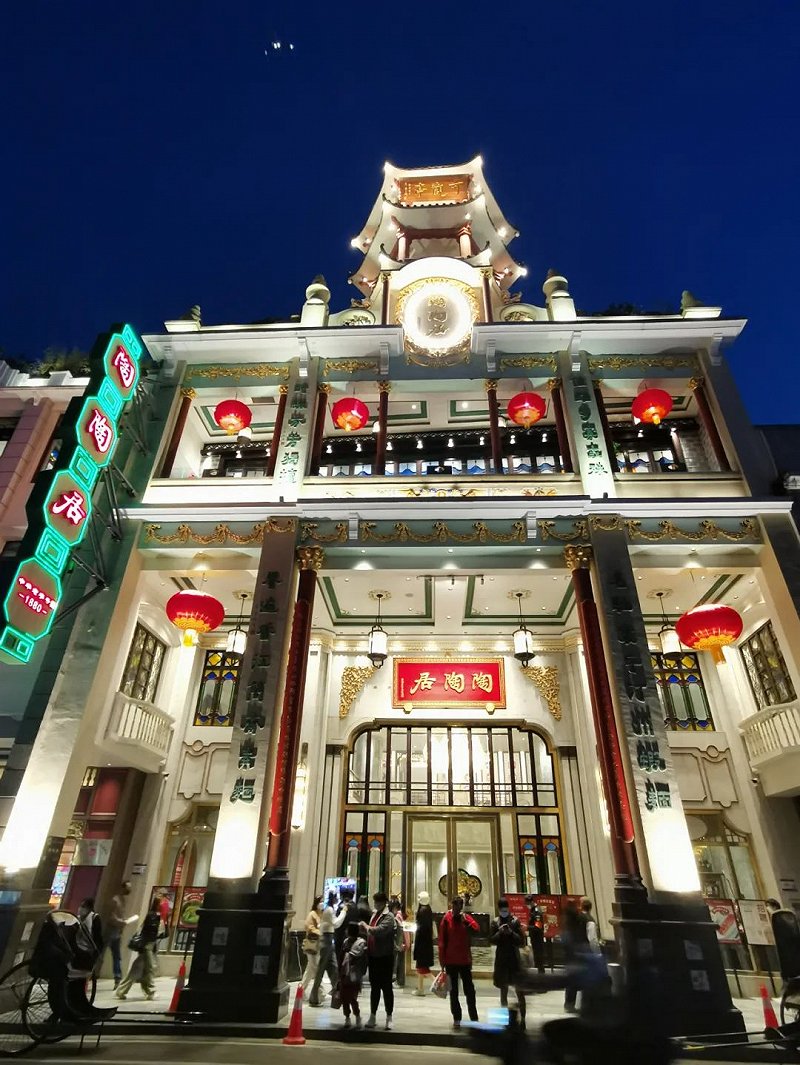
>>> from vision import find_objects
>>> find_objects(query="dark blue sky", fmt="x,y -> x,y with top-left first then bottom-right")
2,2 -> 798,423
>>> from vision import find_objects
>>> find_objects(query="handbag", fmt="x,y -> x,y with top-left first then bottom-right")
431,969 -> 450,999
128,932 -> 144,952
302,935 -> 320,955
330,987 -> 342,1010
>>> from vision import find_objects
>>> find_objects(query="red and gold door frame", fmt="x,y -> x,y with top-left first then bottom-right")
392,657 -> 505,713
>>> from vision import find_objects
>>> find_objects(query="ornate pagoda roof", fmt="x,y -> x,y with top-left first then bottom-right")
349,156 -> 524,296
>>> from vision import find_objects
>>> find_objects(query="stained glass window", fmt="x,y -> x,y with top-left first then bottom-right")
120,623 -> 166,704
740,620 -> 797,709
193,650 -> 241,726
651,651 -> 713,730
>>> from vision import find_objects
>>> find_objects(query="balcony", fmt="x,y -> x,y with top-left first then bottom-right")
100,691 -> 175,774
740,702 -> 800,797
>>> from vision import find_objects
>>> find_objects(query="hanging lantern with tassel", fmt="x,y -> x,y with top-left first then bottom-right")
331,397 -> 369,432
213,399 -> 252,436
631,388 -> 673,426
507,392 -> 546,429
675,603 -> 743,663
166,590 -> 225,647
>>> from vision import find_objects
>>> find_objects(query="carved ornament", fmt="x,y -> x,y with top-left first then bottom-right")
499,356 -> 558,373
563,544 -> 593,570
144,520 -> 295,546
589,516 -> 760,542
360,520 -> 527,545
187,363 -> 291,381
180,387 -> 197,399
587,355 -> 699,374
521,665 -> 562,720
339,665 -> 376,718
297,546 -> 325,571
538,520 -> 589,544
300,521 -> 349,543
322,359 -> 379,377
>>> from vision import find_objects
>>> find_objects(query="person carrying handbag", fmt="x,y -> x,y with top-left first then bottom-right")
115,898 -> 160,1000
300,896 -> 323,1000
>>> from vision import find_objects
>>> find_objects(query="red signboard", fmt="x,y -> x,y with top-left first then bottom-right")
534,894 -> 561,938
393,657 -> 505,710
707,899 -> 742,945
504,893 -> 530,932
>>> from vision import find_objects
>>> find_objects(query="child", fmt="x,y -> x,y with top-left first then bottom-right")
339,921 -> 368,1029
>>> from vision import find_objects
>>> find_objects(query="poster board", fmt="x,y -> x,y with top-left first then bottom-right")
178,887 -> 206,930
738,899 -> 775,946
533,895 -> 561,938
707,899 -> 742,945
504,893 -> 530,931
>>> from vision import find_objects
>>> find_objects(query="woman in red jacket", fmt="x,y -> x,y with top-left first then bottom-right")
438,897 -> 479,1028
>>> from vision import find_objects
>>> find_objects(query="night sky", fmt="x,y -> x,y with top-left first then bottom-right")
2,2 -> 799,424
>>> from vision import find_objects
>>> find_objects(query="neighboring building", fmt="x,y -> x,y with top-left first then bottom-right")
0,158 -> 799,1031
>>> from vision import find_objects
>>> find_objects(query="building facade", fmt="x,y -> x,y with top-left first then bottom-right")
0,158 -> 799,1030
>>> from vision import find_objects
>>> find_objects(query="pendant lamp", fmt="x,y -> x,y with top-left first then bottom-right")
367,592 -> 389,668
512,592 -> 535,667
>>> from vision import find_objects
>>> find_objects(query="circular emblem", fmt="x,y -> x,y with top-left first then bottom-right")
396,277 -> 479,365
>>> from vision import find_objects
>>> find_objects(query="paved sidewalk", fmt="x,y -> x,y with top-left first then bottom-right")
97,974 -> 772,1037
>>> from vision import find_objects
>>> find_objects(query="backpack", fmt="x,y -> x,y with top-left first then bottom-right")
342,938 -> 368,984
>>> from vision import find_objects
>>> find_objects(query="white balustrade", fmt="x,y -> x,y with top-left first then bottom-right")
106,691 -> 174,763
740,701 -> 800,765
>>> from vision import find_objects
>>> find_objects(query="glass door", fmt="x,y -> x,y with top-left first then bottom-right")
407,815 -> 499,915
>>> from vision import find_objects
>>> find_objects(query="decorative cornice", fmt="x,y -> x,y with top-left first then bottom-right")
300,521 -> 349,543
322,359 -> 379,377
539,520 -> 589,544
587,355 -> 699,374
521,665 -> 561,720
180,387 -> 197,399
360,520 -> 526,545
339,665 -> 376,718
297,545 -> 325,571
563,544 -> 593,570
589,516 -> 760,542
187,363 -> 291,381
143,520 -> 295,546
499,356 -> 558,373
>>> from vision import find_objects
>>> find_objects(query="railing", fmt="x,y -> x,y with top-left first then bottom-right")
106,691 -> 174,763
740,702 -> 800,763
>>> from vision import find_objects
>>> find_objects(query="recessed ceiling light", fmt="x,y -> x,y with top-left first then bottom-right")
552,576 -> 558,581
361,550 -> 366,554
406,577 -> 411,581
637,575 -> 642,581
448,549 -> 454,554
344,577 -> 350,582
447,615 -> 452,620
489,577 -> 495,582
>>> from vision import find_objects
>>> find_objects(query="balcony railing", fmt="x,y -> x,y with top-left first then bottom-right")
104,691 -> 174,770
740,701 -> 800,797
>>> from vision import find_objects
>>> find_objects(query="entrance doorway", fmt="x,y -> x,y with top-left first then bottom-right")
408,815 -> 499,915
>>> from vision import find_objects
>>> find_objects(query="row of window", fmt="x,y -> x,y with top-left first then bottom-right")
119,618 -> 796,729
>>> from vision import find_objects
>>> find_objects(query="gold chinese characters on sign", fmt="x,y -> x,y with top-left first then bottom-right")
397,175 -> 471,205
393,657 -> 505,713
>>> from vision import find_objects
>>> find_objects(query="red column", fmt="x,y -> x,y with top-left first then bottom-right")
266,385 -> 288,477
265,547 -> 323,871
159,387 -> 195,477
307,385 -> 330,477
593,384 -> 617,471
481,269 -> 494,323
485,379 -> 504,475
689,377 -> 731,472
565,545 -> 640,880
547,378 -> 573,473
374,382 -> 390,476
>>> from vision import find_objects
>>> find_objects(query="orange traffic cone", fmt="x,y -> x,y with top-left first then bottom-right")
759,983 -> 779,1030
283,985 -> 306,1046
167,961 -> 186,1015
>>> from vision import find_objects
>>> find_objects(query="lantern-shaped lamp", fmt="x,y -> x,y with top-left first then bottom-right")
166,590 -> 225,647
331,397 -> 369,432
367,592 -> 389,668
512,592 -> 535,667
226,592 -> 249,656
631,388 -> 673,426
675,603 -> 743,663
214,399 -> 252,436
507,392 -> 546,429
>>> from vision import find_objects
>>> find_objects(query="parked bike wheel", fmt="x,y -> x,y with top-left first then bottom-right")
0,962 -> 37,1057
780,976 -> 800,1029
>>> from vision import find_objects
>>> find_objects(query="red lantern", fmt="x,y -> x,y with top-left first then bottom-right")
507,392 -> 546,428
166,590 -> 225,647
631,388 -> 672,426
675,604 -> 743,663
214,399 -> 252,436
331,397 -> 369,432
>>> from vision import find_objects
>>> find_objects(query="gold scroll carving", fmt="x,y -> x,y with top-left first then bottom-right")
144,520 -> 295,546
339,665 -> 376,718
187,363 -> 291,381
322,359 -> 379,377
521,665 -> 562,720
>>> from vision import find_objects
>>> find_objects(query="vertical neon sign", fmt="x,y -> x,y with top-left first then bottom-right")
0,324 -> 143,665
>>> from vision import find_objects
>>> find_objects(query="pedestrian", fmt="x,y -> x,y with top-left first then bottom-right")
338,921 -> 368,1029
115,897 -> 160,1001
438,896 -> 479,1029
359,890 -> 396,1030
525,895 -> 546,975
413,891 -> 435,996
490,896 -> 527,1029
766,898 -> 800,984
301,895 -> 322,1000
561,900 -> 589,1013
581,898 -> 602,955
334,888 -> 357,963
73,898 -> 104,974
389,899 -> 406,988
308,890 -> 339,1006
106,881 -> 132,988
356,894 -> 372,925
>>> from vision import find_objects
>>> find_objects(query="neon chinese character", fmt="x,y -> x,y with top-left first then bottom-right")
50,490 -> 87,526
409,671 -> 435,695
87,409 -> 113,453
443,672 -> 465,693
471,672 -> 493,694
112,346 -> 136,388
